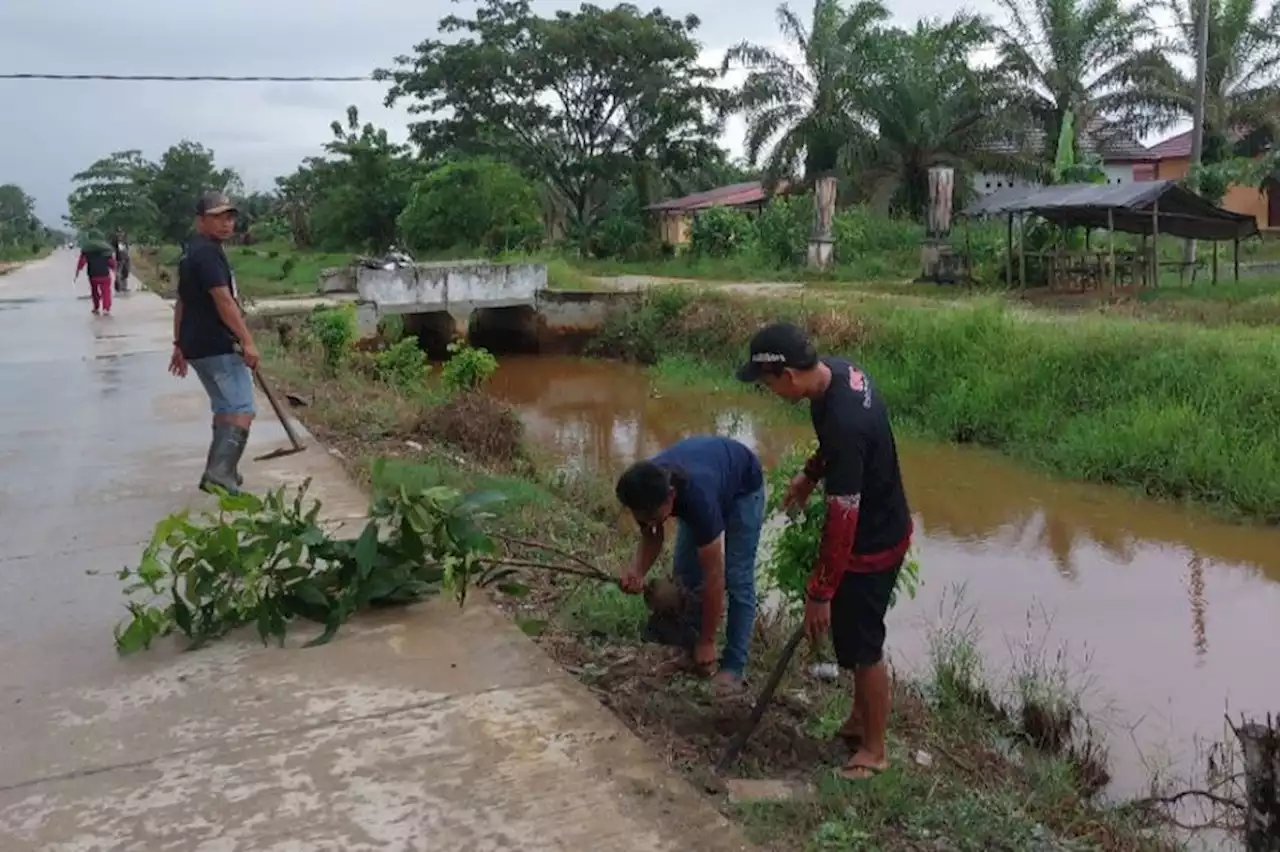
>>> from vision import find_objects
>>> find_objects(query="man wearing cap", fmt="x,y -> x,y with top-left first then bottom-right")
168,192 -> 259,494
737,322 -> 912,781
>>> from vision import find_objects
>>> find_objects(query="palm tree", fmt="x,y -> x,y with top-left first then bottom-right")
1142,0 -> 1280,157
722,0 -> 890,182
996,0 -> 1160,170
844,14 -> 1032,217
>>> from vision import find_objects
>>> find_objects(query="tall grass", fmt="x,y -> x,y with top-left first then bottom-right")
591,288 -> 1280,520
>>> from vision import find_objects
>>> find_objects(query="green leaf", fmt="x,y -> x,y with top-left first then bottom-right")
353,523 -> 379,580
496,581 -> 531,598
171,588 -> 193,636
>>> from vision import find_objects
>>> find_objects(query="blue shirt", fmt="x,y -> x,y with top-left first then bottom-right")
651,436 -> 764,548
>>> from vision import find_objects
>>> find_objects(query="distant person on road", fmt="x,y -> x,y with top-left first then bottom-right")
167,192 -> 259,495
615,435 -> 765,693
736,322 -> 913,781
111,228 -> 131,293
74,232 -> 116,316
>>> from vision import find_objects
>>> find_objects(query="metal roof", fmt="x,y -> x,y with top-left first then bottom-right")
962,179 -> 1259,241
646,180 -> 789,212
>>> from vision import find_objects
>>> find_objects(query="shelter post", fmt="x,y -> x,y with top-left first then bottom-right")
1152,198 -> 1160,288
1234,238 -> 1240,281
1212,240 -> 1219,284
1018,214 -> 1027,288
1140,233 -> 1149,288
1107,209 -> 1116,297
1005,214 -> 1013,288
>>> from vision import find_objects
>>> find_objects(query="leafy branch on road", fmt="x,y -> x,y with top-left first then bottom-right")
113,459 -> 608,653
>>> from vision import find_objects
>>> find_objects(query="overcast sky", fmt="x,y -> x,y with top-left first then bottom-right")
2,0 -> 1172,226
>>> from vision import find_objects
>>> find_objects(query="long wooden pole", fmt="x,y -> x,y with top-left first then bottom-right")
1152,198 -> 1161,288
1005,214 -> 1013,288
1107,208 -> 1116,297
1019,214 -> 1027,288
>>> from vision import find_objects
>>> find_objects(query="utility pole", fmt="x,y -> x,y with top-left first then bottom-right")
1183,0 -> 1212,274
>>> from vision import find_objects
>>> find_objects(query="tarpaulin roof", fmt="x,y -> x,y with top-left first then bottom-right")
962,180 -> 1259,241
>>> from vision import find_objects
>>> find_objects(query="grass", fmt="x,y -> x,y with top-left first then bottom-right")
251,321 -> 1177,852
592,287 -> 1280,521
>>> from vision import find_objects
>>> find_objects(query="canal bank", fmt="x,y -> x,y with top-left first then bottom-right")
480,355 -> 1280,804
259,324 -> 1205,850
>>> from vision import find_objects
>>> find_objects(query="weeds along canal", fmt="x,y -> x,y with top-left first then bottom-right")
483,353 -> 1280,799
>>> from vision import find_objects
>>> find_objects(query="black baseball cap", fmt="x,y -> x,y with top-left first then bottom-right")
735,321 -> 819,382
195,192 -> 238,216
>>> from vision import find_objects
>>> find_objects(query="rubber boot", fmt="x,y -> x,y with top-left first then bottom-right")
199,424 -> 249,495
202,425 -> 244,486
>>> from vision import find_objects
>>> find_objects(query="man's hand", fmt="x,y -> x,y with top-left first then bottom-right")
781,472 -> 816,515
240,342 -> 261,370
804,598 -> 831,644
168,346 -> 188,378
619,566 -> 646,595
693,639 -> 718,676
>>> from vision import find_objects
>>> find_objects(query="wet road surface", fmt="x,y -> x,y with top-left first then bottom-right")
0,253 -> 753,851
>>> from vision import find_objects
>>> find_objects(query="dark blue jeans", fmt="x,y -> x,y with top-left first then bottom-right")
673,486 -> 765,677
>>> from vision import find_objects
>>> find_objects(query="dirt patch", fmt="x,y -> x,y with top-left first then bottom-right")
416,391 -> 527,465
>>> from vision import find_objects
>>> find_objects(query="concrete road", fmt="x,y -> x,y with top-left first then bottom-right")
0,252 -> 752,851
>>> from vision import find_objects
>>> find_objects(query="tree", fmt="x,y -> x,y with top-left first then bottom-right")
377,0 -> 726,235
149,141 -> 239,244
308,106 -> 417,252
0,184 -> 39,246
723,0 -> 890,182
844,14 -> 1030,217
67,151 -> 159,238
398,157 -> 543,253
1141,0 -> 1280,187
996,0 -> 1161,171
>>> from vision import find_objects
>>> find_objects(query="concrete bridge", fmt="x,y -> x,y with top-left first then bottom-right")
314,260 -> 637,352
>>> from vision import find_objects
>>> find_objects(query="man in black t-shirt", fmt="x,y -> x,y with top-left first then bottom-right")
168,192 -> 260,495
737,321 -> 913,781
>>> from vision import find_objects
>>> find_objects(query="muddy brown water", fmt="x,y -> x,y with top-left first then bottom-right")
486,355 -> 1280,798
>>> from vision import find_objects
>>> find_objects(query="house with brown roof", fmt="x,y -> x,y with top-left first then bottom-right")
646,181 -> 789,247
1135,129 -> 1278,229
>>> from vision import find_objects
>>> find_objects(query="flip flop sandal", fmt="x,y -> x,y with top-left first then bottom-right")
839,758 -> 890,782
711,674 -> 746,697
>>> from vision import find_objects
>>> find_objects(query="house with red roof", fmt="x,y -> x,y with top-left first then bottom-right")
1136,129 -> 1278,229
646,181 -> 789,247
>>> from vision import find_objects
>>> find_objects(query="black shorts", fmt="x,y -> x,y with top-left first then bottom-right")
830,559 -> 903,669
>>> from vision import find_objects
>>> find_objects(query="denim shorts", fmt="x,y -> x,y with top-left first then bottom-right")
189,353 -> 257,416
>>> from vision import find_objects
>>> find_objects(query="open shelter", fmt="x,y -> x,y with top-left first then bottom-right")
961,180 -> 1260,290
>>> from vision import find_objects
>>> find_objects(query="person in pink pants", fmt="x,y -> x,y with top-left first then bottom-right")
75,244 -> 117,316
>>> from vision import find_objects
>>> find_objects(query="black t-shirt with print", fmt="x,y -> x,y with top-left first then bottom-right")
177,235 -> 239,360
809,356 -> 911,555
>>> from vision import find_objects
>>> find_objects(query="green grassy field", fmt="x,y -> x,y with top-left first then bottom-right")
592,288 -> 1280,521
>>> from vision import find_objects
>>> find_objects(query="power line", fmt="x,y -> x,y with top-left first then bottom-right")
0,73 -> 373,82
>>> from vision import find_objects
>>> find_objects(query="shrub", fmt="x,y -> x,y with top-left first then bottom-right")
308,305 -> 358,369
373,337 -> 431,390
752,193 -> 812,267
689,205 -> 752,258
441,341 -> 499,392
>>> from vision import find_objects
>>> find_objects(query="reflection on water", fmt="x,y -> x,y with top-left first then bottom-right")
487,355 -> 1280,796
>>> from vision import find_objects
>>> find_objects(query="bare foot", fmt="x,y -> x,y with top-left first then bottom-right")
837,709 -> 864,749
